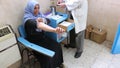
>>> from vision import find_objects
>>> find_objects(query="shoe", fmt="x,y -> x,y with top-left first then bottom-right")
68,44 -> 76,48
74,52 -> 83,58
60,64 -> 65,68
64,44 -> 76,48
64,44 -> 70,49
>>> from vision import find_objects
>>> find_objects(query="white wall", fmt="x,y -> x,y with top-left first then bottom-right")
0,0 -> 120,42
87,0 -> 120,41
0,0 -> 51,36
56,0 -> 120,42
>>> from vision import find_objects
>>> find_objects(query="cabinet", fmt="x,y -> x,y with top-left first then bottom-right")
0,25 -> 21,68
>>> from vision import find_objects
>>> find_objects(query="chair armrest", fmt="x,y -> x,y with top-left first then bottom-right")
17,37 -> 55,58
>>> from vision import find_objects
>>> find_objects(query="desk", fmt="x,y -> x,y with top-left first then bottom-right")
45,12 -> 75,43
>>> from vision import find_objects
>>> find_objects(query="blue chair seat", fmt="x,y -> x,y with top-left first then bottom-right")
18,37 -> 55,57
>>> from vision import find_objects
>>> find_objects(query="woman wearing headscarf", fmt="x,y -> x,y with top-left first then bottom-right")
23,0 -> 65,68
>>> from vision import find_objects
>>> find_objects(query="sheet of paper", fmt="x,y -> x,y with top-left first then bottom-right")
59,21 -> 72,26
51,15 -> 62,20
46,13 -> 62,20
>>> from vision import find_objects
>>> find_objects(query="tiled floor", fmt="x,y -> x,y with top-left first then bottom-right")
11,39 -> 120,68
62,39 -> 120,68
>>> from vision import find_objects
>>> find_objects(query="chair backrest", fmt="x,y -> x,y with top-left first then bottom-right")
18,25 -> 26,38
17,25 -> 55,57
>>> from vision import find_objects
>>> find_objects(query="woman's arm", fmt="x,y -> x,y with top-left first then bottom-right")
37,21 -> 64,34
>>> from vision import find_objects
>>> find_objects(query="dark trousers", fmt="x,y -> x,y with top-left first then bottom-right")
69,28 -> 85,52
69,14 -> 85,53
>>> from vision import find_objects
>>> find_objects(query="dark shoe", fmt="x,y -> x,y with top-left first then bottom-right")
74,52 -> 83,58
64,44 -> 76,48
64,44 -> 70,49
60,64 -> 65,68
68,44 -> 76,48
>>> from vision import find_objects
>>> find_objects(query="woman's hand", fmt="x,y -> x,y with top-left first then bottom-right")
54,27 -> 65,34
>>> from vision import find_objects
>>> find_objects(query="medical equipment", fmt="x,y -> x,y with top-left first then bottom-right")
46,12 -> 75,43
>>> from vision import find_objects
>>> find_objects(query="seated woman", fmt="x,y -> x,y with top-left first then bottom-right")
23,0 -> 65,68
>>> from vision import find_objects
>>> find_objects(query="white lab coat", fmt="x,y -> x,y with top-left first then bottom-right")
65,0 -> 88,33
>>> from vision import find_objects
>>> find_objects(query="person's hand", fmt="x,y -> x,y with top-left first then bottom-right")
57,3 -> 66,8
36,17 -> 43,22
55,27 -> 65,34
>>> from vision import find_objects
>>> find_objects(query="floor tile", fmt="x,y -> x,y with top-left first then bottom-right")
14,39 -> 120,68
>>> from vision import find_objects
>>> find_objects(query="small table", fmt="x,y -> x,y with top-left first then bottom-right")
45,12 -> 75,43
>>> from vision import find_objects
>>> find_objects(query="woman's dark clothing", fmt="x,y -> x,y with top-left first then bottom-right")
24,19 -> 63,68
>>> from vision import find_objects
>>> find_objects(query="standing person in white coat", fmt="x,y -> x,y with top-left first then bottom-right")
57,0 -> 88,58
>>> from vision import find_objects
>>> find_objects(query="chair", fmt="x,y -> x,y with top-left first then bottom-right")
17,25 -> 55,68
